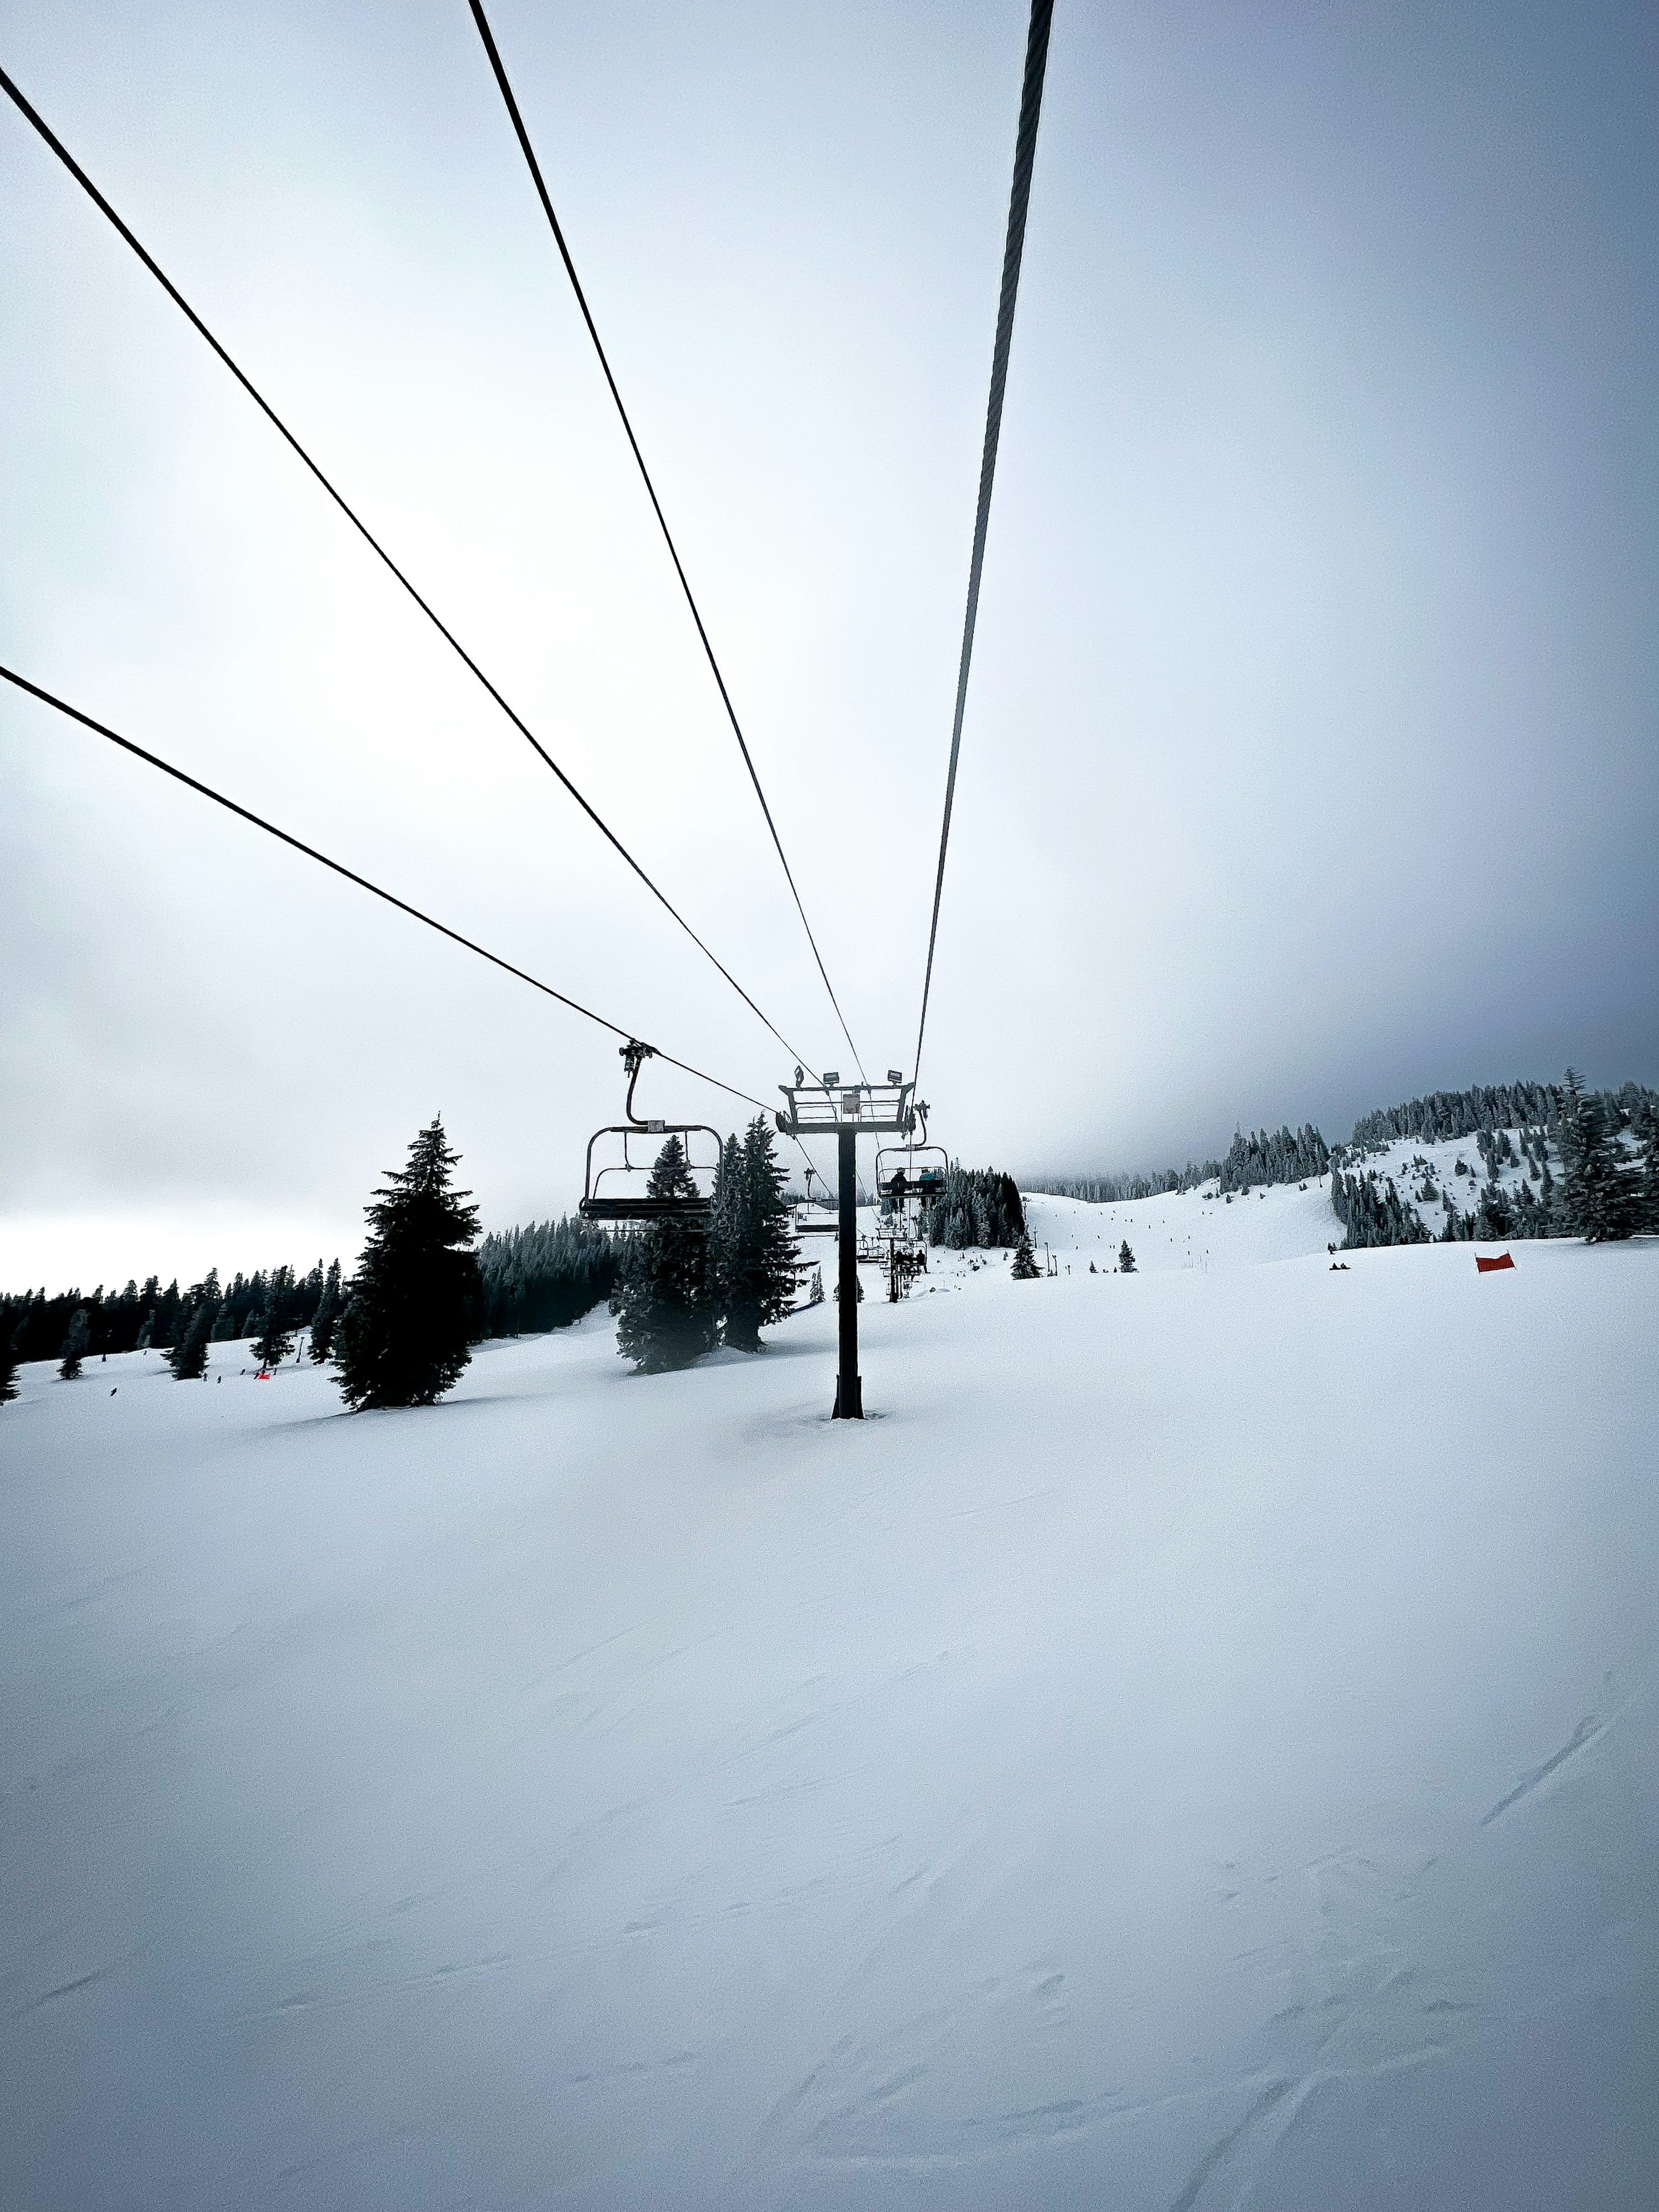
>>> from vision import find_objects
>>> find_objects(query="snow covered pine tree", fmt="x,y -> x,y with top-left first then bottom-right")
250,1306 -> 295,1373
170,1301 -> 214,1380
0,1325 -> 19,1405
57,1309 -> 90,1380
335,1118 -> 482,1410
1010,1230 -> 1041,1280
713,1117 -> 800,1352
1119,1241 -> 1137,1274
611,1134 -> 717,1374
1559,1069 -> 1637,1242
307,1259 -> 343,1363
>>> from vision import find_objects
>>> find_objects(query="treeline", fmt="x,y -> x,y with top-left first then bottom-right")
1034,1076 -> 1659,1217
1026,1161 -> 1219,1204
1334,1073 -> 1659,1249
2,1260 -> 343,1368
1217,1124 -> 1330,1193
1350,1080 -> 1563,1149
922,1166 -> 1026,1250
473,1217 -> 620,1339
3,1229 -> 627,1371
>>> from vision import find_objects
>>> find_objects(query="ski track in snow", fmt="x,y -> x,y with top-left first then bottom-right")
3,1204 -> 1657,2210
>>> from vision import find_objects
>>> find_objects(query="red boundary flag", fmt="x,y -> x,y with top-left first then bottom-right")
1475,1253 -> 1515,1273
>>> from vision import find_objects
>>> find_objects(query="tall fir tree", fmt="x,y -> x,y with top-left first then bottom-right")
170,1302 -> 213,1380
251,1307 -> 295,1371
58,1308 -> 90,1380
309,1258 -> 343,1362
714,1117 -> 799,1352
1118,1240 -> 1138,1274
610,1135 -> 717,1374
707,1132 -> 745,1325
1559,1068 -> 1636,1242
1636,1104 -> 1659,1235
1,1323 -> 19,1406
1010,1229 -> 1040,1279
335,1118 -> 482,1410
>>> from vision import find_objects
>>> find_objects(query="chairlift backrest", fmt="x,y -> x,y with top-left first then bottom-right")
876,1139 -> 949,1204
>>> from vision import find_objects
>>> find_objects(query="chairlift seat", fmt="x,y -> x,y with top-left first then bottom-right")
580,1194 -> 713,1224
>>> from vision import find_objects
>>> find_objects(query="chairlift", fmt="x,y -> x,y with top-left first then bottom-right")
792,1162 -> 839,1238
579,1040 -> 722,1227
875,1100 -> 947,1208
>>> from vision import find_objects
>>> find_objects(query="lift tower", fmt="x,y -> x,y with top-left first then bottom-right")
777,1072 -> 916,1419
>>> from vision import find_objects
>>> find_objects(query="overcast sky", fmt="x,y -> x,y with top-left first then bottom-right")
3,0 -> 1656,1290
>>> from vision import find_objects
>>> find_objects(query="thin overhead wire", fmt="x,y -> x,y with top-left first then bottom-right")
0,61 -> 818,1076
465,0 -> 867,1082
0,664 -> 771,1114
912,0 -> 1053,1090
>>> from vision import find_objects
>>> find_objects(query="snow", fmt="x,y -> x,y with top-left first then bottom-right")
1019,1120 -> 1601,1270
1021,1180 -> 1343,1272
4,1236 -> 1658,2209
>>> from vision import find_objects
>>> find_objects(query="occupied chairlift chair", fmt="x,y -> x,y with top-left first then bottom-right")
875,1101 -> 947,1211
579,1040 -> 722,1228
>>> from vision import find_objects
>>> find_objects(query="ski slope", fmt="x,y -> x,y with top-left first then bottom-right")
1020,1117 -> 1592,1269
4,1236 -> 1657,2210
1021,1179 -> 1342,1272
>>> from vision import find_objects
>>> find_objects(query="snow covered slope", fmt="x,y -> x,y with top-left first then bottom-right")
1022,1117 -> 1594,1267
4,1241 -> 1657,2210
1022,1179 -> 1342,1271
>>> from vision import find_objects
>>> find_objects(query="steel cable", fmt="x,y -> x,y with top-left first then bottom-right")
0,664 -> 771,1113
912,0 -> 1053,1090
0,61 -> 820,1076
465,0 -> 867,1083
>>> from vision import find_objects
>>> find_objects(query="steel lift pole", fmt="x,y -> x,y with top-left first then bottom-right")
776,1071 -> 914,1422
833,1124 -> 862,1418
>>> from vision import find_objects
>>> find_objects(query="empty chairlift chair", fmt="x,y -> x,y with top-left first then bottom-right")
579,1041 -> 721,1229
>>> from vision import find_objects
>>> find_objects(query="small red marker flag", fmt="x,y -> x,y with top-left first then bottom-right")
1475,1252 -> 1515,1273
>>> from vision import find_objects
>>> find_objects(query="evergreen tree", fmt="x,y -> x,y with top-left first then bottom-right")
1010,1230 -> 1040,1280
153,1279 -> 182,1350
1474,1183 -> 1513,1241
1,1324 -> 19,1406
335,1118 -> 482,1410
58,1308 -> 90,1380
1641,1113 -> 1659,1234
1118,1240 -> 1137,1274
471,1219 -> 619,1338
923,1166 -> 1025,1250
714,1117 -> 799,1352
251,1308 -> 295,1371
1559,1068 -> 1636,1242
707,1133 -> 745,1326
610,1135 -> 717,1374
309,1259 -> 343,1362
170,1302 -> 213,1380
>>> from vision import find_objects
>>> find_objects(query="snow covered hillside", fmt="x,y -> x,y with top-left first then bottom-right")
1022,1118 -> 1603,1268
1021,1179 -> 1342,1271
4,1238 -> 1657,2210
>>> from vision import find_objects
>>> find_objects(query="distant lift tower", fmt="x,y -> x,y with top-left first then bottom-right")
777,1070 -> 916,1419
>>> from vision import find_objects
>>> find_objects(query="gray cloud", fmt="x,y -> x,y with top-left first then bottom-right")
4,0 -> 1656,1286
